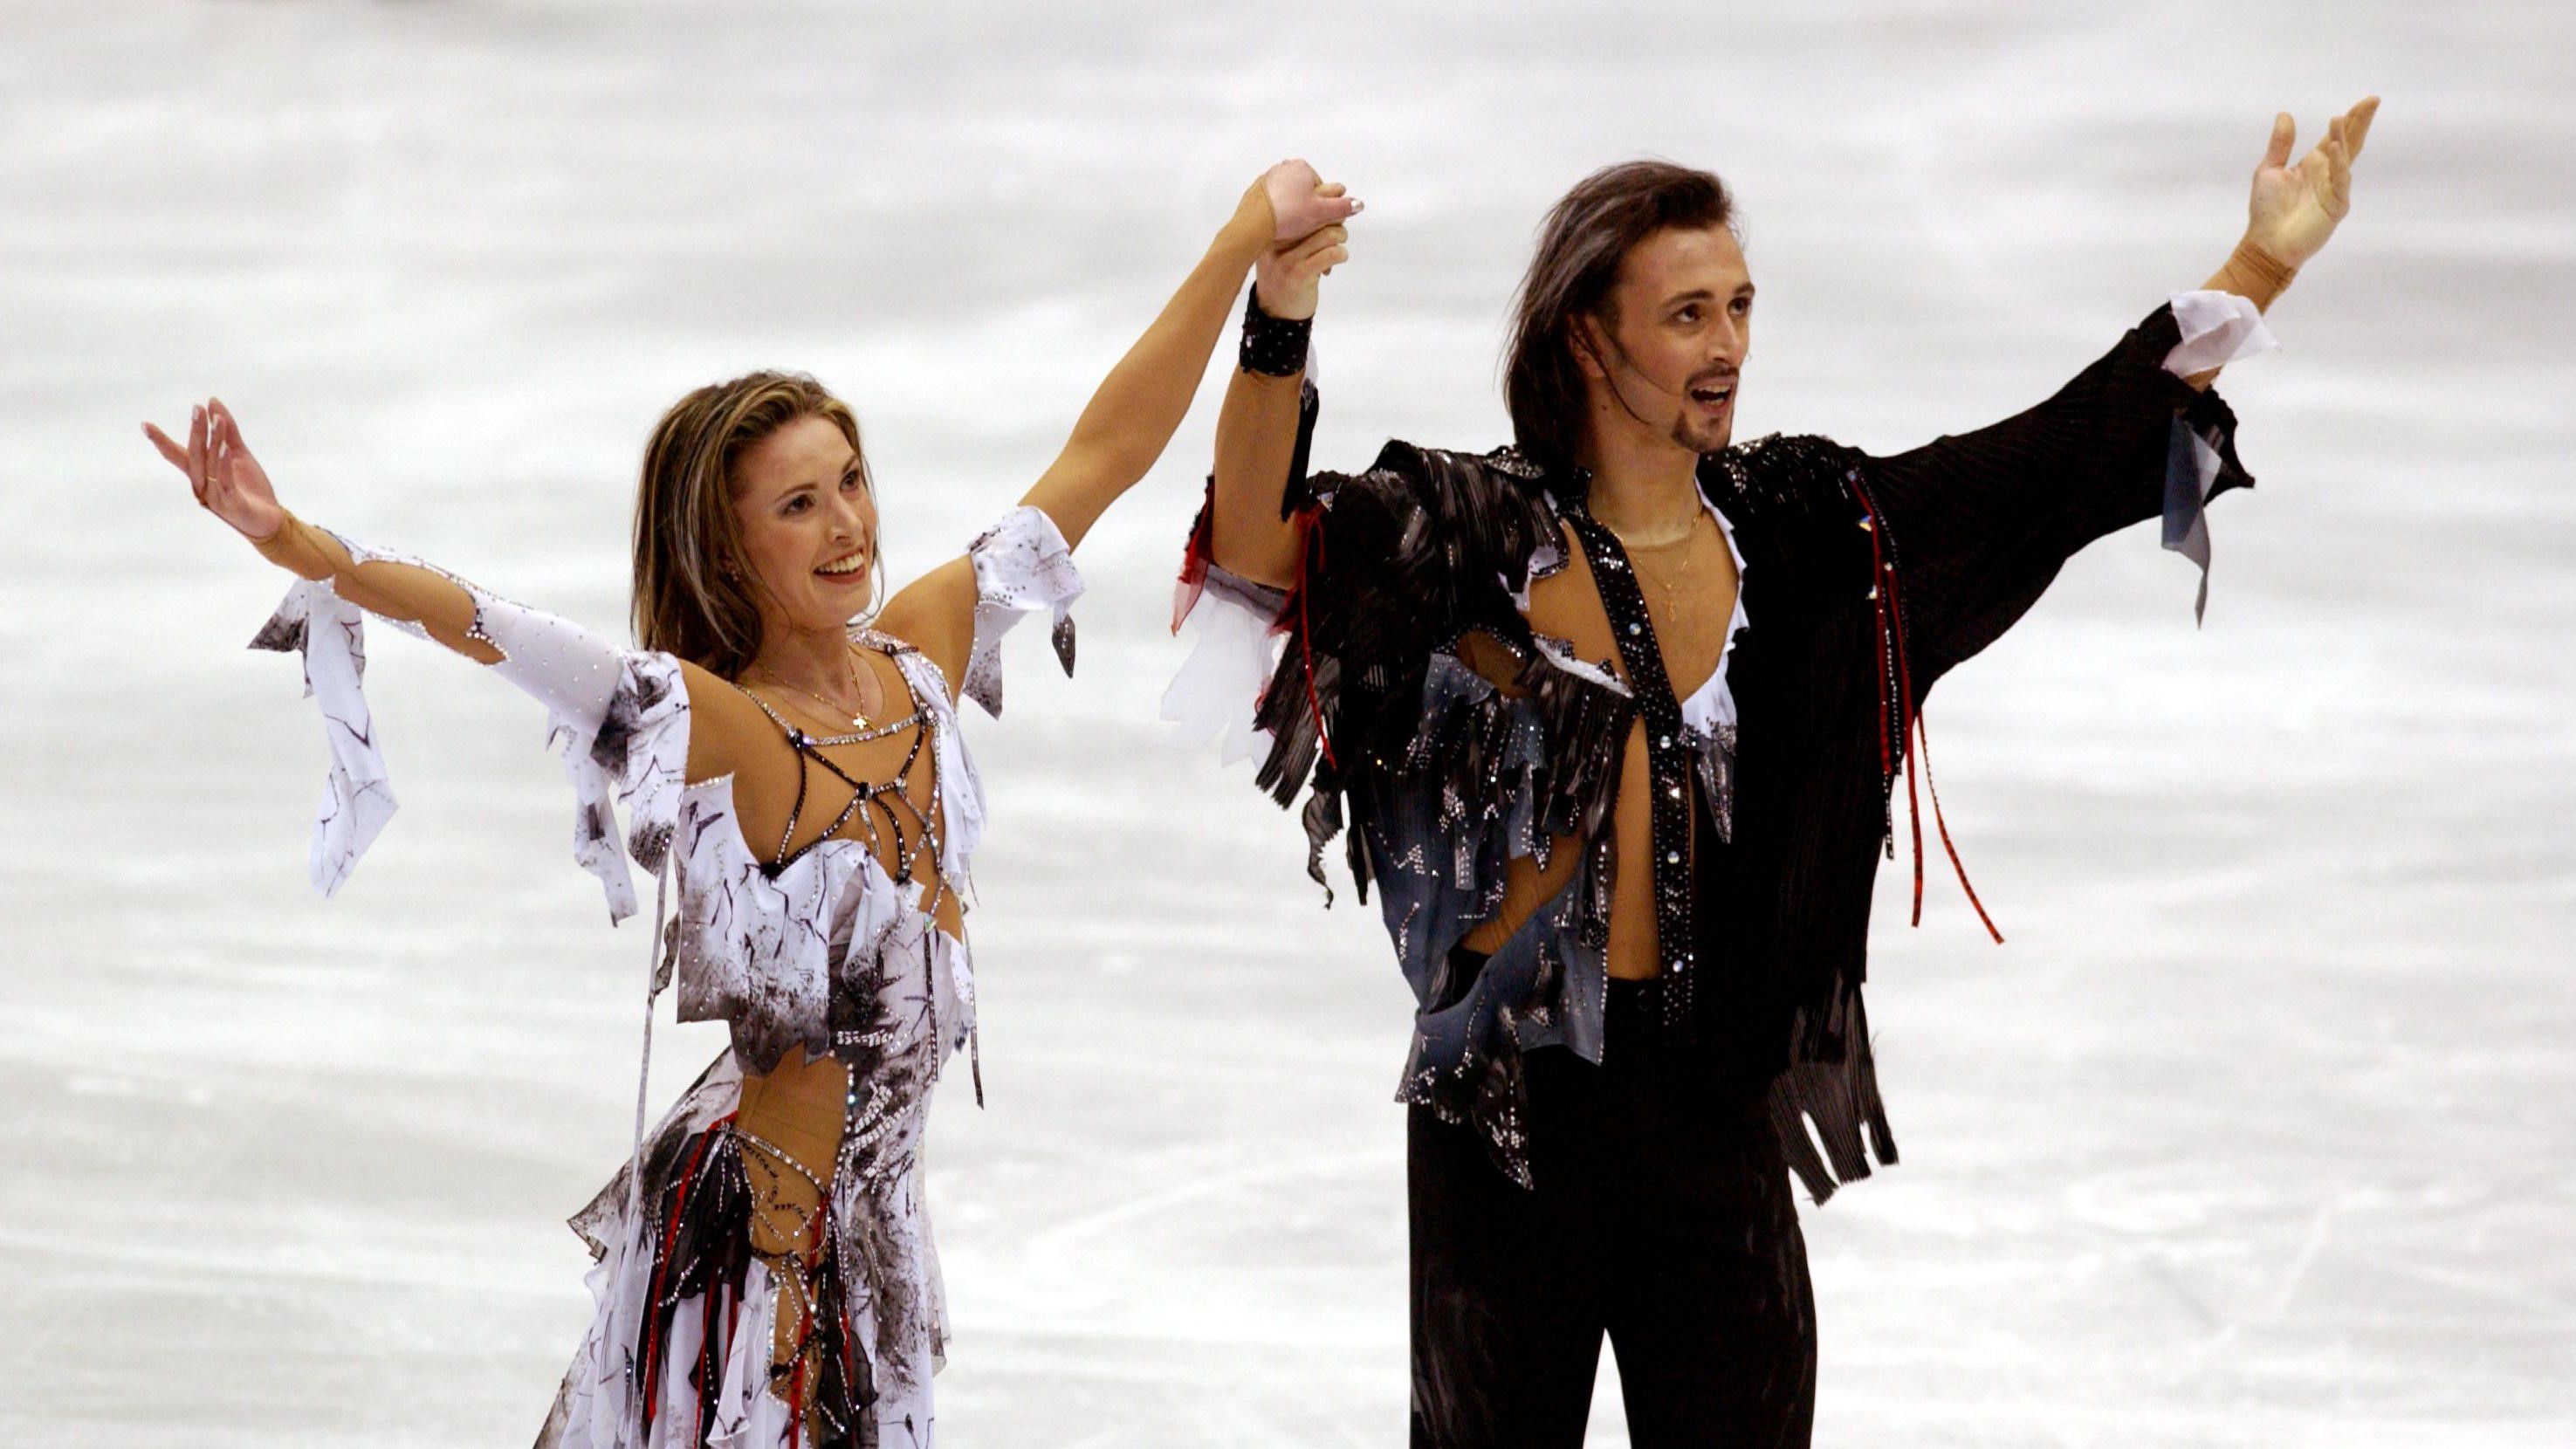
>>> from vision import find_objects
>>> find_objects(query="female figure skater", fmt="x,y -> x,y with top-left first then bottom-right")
144,162 -> 1357,1449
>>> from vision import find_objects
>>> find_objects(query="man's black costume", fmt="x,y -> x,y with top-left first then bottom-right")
1178,299 -> 2254,1444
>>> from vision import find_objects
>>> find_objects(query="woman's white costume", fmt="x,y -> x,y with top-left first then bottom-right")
255,506 -> 1083,1448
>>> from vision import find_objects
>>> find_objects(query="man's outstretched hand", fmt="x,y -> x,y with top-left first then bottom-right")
2244,95 -> 2378,272
1254,214 -> 1351,324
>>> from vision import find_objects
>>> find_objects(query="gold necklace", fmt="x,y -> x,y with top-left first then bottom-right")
755,648 -> 878,731
1625,512 -> 1709,609
1602,505 -> 1703,553
1607,521 -> 1699,552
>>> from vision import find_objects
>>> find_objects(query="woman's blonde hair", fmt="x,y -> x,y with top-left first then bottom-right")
630,371 -> 880,677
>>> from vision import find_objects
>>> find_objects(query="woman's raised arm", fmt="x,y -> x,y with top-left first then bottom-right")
878,161 -> 1359,699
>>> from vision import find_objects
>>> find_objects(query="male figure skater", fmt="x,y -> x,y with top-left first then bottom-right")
1170,99 -> 2377,1445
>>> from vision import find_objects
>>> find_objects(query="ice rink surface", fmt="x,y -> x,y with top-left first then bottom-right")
3,1 -> 2570,1444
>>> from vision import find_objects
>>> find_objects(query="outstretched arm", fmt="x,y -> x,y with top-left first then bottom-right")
880,161 -> 1359,694
1859,96 -> 2379,680
148,400 -> 711,910
148,400 -> 732,773
151,400 -> 492,658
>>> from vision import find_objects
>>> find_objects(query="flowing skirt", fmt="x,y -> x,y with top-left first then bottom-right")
534,1052 -> 945,1449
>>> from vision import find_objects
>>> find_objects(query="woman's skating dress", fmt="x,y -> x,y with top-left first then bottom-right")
252,505 -> 1083,1447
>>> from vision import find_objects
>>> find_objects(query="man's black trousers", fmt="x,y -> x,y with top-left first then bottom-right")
1407,977 -> 1817,1447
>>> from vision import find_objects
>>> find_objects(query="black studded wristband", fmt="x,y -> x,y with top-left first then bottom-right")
1238,285 -> 1312,378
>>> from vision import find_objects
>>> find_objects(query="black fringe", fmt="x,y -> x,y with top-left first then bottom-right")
1764,983 -> 1899,1205
633,1125 -> 751,1445
1251,443 -> 1610,901
1515,652 -> 1634,847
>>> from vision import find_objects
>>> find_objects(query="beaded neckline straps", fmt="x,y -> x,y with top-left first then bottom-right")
733,652 -> 939,885
1556,501 -> 1702,1039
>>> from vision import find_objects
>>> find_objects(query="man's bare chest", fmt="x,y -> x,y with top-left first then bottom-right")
1523,519 -> 1740,703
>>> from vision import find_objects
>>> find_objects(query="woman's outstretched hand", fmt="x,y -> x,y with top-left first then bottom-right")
1259,158 -> 1360,244
145,398 -> 285,544
2243,95 -> 2378,272
1237,158 -> 1358,254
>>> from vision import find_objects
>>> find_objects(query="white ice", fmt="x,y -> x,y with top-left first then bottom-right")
2,2 -> 2570,1445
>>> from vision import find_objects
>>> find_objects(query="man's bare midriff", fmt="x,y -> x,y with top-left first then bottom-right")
1459,517 -> 1738,979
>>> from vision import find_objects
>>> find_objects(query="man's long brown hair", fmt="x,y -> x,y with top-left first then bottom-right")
1503,160 -> 1735,473
630,371 -> 877,679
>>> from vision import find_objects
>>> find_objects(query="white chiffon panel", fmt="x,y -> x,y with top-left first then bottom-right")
1673,493 -> 1750,740
248,578 -> 395,896
1160,566 -> 1287,766
2160,288 -> 2277,510
2164,288 -> 2278,377
2160,289 -> 2279,621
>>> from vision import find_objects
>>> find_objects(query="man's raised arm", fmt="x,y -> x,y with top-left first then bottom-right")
1208,207 -> 1352,590
1850,96 -> 2379,682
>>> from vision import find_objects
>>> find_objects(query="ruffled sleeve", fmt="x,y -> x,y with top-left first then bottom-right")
249,535 -> 691,923
537,648 -> 690,923
959,505 -> 1084,718
2159,291 -> 2277,621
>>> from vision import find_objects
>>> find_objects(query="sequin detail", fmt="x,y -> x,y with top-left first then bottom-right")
1237,284 -> 1313,377
1556,502 -> 1703,1034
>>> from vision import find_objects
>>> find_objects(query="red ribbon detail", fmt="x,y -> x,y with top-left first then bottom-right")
1292,505 -> 1339,772
1850,477 -> 2002,944
637,1109 -> 738,1434
1171,486 -> 1217,635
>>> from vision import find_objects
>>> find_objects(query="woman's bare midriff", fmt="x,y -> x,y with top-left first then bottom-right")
704,642 -> 965,1377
